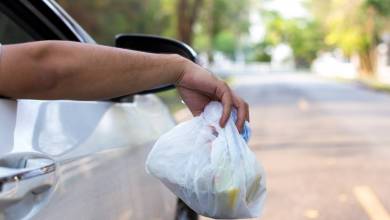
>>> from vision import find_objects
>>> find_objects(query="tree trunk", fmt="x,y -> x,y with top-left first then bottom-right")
177,0 -> 203,46
358,6 -> 377,78
387,42 -> 390,66
358,48 -> 377,78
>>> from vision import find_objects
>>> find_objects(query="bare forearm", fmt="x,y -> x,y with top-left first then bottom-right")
0,40 -> 250,130
0,41 -> 185,100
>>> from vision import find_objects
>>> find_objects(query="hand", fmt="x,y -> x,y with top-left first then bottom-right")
175,60 -> 249,133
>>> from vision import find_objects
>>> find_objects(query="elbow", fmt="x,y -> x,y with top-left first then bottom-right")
27,41 -> 74,97
0,41 -> 75,99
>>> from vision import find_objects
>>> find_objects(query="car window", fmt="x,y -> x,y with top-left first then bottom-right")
0,10 -> 33,44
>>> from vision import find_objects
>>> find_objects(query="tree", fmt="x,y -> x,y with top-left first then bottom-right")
194,0 -> 251,60
57,0 -> 251,58
311,0 -> 390,77
249,41 -> 272,62
58,0 -> 174,45
176,0 -> 204,45
260,12 -> 325,68
365,0 -> 390,65
324,0 -> 376,76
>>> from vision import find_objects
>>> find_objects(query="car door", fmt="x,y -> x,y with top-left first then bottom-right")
0,1 -> 181,219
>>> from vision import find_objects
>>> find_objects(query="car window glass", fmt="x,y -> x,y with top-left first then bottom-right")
0,11 -> 33,44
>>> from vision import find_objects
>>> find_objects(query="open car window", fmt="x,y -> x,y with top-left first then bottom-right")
0,10 -> 34,44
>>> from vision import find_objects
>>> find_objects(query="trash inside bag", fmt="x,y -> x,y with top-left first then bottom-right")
146,101 -> 266,219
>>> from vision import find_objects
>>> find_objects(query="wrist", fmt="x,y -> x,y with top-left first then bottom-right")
168,54 -> 190,86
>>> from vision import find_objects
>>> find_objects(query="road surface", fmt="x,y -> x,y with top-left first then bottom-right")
202,73 -> 390,220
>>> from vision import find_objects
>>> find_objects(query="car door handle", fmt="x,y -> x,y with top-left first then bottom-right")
0,152 -> 57,205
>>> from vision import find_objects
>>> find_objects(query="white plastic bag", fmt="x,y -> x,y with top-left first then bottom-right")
146,101 -> 266,219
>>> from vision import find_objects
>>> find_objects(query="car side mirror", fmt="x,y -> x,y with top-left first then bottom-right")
114,34 -> 197,96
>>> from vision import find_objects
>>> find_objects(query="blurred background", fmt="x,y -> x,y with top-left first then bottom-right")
57,0 -> 390,80
57,0 -> 390,219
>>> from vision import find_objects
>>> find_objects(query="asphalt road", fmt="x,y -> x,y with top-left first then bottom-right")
201,73 -> 390,220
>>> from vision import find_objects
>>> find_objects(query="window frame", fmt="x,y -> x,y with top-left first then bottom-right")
0,0 -> 94,43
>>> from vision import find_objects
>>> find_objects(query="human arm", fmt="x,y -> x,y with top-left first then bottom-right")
0,40 -> 249,131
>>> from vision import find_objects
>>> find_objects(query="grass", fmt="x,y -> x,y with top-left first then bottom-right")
325,75 -> 390,93
359,78 -> 390,93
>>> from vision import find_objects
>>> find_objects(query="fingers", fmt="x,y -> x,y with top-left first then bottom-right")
217,82 -> 233,128
233,95 -> 250,133
246,102 -> 250,122
216,81 -> 249,133
177,63 -> 248,130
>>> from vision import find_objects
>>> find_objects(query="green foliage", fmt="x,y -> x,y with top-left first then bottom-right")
193,31 -> 210,51
248,42 -> 272,62
287,20 -> 325,67
261,12 -> 325,67
58,0 -> 250,59
365,0 -> 390,16
58,0 -> 175,45
194,0 -> 251,59
323,0 -> 374,55
214,31 -> 236,58
261,0 -> 389,71
253,53 -> 272,62
310,0 -> 390,75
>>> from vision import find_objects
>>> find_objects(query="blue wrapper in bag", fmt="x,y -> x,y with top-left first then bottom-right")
231,108 -> 251,142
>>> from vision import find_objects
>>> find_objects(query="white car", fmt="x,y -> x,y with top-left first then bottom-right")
0,1 -> 198,219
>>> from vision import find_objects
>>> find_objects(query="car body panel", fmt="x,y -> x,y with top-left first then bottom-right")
0,1 -> 189,219
0,99 -> 17,156
1,96 -> 178,220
